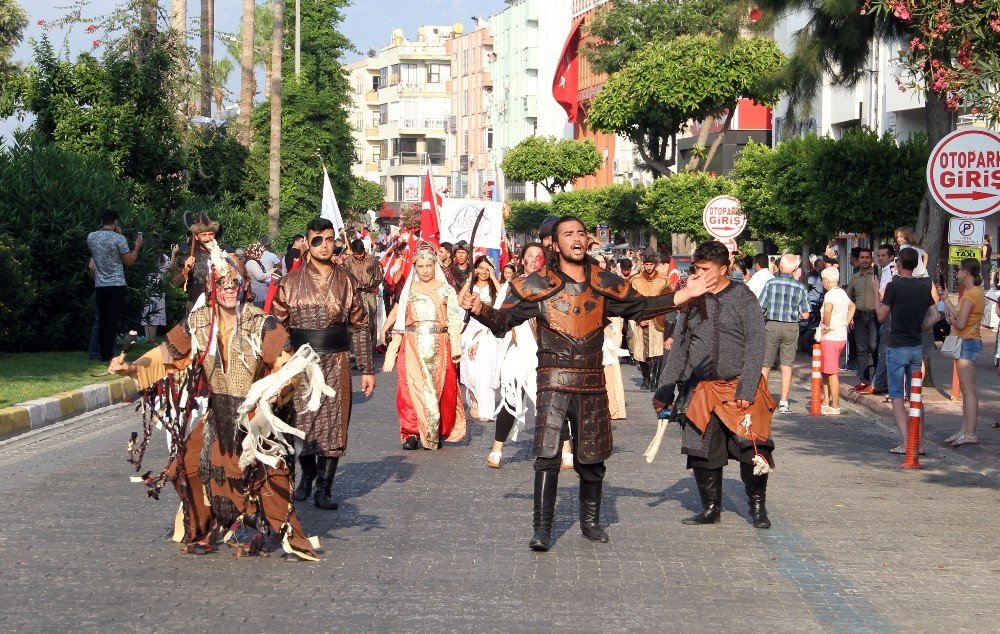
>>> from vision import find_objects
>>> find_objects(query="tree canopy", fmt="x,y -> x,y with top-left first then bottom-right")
639,172 -> 732,243
500,135 -> 602,195
587,35 -> 785,177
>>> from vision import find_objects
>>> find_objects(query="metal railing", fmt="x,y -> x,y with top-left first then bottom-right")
387,152 -> 447,166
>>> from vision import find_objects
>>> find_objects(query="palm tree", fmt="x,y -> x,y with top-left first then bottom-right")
0,0 -> 28,71
169,0 -> 188,115
221,2 -> 275,99
267,0 -> 284,239
199,0 -> 215,118
212,57 -> 233,119
238,0 -> 255,146
753,0 -> 955,271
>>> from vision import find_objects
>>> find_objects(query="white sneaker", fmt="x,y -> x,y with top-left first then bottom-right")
778,401 -> 789,414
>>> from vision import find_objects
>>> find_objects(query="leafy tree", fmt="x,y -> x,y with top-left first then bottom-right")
187,125 -> 250,200
587,35 -> 785,177
0,0 -> 27,71
21,35 -> 188,232
347,177 -> 384,214
505,201 -> 552,232
752,0 -> 954,273
639,171 -> 733,243
551,188 -> 604,229
584,0 -> 738,76
245,0 -> 357,244
500,136 -> 602,195
550,183 -> 644,232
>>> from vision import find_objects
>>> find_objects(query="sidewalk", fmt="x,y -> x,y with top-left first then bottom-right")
0,377 -> 138,440
796,325 -> 1000,470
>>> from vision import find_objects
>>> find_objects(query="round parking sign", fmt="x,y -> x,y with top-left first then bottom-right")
702,195 -> 746,240
926,129 -> 1000,218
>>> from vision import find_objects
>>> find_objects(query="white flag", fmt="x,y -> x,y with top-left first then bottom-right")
321,166 -> 345,238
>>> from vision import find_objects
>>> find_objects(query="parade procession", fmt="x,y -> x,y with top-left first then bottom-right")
1,0 -> 999,631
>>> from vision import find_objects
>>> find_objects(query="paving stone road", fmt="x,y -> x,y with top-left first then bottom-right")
0,366 -> 997,633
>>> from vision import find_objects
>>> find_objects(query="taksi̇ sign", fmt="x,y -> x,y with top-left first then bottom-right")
926,129 -> 1000,218
702,195 -> 746,240
947,217 -> 985,247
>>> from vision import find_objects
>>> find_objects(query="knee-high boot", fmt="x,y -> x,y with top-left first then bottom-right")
293,454 -> 317,501
682,467 -> 722,525
649,357 -> 662,392
638,362 -> 650,390
740,462 -> 771,529
314,457 -> 340,510
579,480 -> 609,543
529,470 -> 558,551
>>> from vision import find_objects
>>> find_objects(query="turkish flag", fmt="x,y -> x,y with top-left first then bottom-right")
552,17 -> 584,124
420,169 -> 443,248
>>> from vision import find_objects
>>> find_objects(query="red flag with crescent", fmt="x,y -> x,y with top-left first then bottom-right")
552,17 -> 584,124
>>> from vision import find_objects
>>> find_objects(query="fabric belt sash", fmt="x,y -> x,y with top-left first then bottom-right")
405,324 -> 448,334
536,367 -> 605,393
289,325 -> 350,354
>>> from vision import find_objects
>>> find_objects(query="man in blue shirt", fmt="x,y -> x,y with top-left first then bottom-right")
759,254 -> 811,413
87,210 -> 143,361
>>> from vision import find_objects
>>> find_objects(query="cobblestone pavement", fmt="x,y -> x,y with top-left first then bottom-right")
0,366 -> 997,633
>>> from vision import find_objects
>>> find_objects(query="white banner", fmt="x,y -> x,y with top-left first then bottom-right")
438,199 -> 504,249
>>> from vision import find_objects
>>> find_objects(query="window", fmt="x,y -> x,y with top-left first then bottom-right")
484,128 -> 494,150
400,63 -> 420,85
371,150 -> 380,163
462,90 -> 469,116
427,63 -> 447,83
426,138 -> 446,166
462,50 -> 469,76
392,137 -> 418,156
371,75 -> 380,90
463,131 -> 469,154
379,103 -> 388,125
379,66 -> 389,87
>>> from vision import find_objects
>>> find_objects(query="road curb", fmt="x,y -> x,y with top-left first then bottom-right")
0,377 -> 138,441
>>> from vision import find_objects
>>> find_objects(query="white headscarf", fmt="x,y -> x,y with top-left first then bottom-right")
391,242 -> 449,333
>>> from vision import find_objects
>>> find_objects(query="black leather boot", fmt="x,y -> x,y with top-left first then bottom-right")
638,362 -> 650,390
579,480 -> 610,543
293,454 -> 317,501
529,470 -> 558,551
314,457 -> 340,510
741,462 -> 771,529
682,467 -> 722,525
649,357 -> 662,392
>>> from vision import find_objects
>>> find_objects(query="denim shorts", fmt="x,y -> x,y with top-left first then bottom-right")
886,345 -> 923,400
960,338 -> 983,362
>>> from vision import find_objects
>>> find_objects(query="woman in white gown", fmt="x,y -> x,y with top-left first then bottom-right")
461,255 -> 501,422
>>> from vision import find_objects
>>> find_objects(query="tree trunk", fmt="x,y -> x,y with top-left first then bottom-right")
701,108 -> 735,174
215,88 -> 224,120
267,0 -> 285,240
199,0 -> 215,118
919,92 -> 957,280
264,66 -> 272,100
169,0 -> 187,113
685,115 -> 715,172
238,0 -> 255,147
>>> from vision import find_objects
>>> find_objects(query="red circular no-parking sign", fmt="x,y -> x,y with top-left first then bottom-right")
926,129 -> 1000,218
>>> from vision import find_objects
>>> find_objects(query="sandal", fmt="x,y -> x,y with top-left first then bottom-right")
487,451 -> 502,469
890,445 -> 926,455
949,433 -> 978,447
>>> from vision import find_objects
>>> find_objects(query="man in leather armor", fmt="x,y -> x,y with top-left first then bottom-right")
462,216 -> 712,551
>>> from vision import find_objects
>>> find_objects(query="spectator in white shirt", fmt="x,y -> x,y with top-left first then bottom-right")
747,253 -> 775,298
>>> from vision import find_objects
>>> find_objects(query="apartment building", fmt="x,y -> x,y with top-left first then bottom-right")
487,0 -> 573,201
446,21 -> 495,200
345,55 -> 381,185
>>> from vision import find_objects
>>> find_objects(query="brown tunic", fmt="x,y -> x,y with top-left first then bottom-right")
342,253 -> 384,338
628,274 -> 671,362
272,261 -> 373,457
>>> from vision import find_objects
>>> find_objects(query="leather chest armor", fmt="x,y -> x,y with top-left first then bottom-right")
536,281 -> 607,394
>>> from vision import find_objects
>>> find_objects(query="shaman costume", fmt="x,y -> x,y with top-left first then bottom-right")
271,261 -> 373,509
657,279 -> 776,529
342,251 -> 384,344
171,211 -> 220,310
125,247 -> 321,560
628,254 -> 671,391
473,260 -> 680,549
384,245 -> 467,449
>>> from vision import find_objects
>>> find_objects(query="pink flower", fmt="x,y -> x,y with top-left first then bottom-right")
85,24 -> 97,34
36,19 -> 44,26
92,39 -> 101,49
990,19 -> 1000,32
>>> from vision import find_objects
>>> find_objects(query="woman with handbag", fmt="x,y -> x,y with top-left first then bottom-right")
940,258 -> 985,446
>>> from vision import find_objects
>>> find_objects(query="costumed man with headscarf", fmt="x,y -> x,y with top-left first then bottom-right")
172,211 -> 222,312
461,216 -> 710,552
271,218 -> 376,510
110,241 -> 324,560
628,249 -> 672,391
379,242 -> 467,450
342,238 -> 383,351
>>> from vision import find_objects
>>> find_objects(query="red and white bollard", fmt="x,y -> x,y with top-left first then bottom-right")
809,343 -> 822,416
900,370 -> 923,469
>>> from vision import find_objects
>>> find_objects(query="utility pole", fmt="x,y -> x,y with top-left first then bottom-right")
295,0 -> 301,77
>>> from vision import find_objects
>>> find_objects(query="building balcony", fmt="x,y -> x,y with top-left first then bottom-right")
365,161 -> 379,173
399,118 -> 448,135
365,89 -> 378,104
387,152 -> 447,167
398,82 -> 448,96
365,126 -> 379,138
522,94 -> 537,118
524,47 -> 538,70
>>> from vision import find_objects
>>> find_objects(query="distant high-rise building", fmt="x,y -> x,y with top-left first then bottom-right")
446,22 -> 494,200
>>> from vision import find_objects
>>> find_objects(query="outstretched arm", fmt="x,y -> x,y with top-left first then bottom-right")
461,290 -> 538,337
